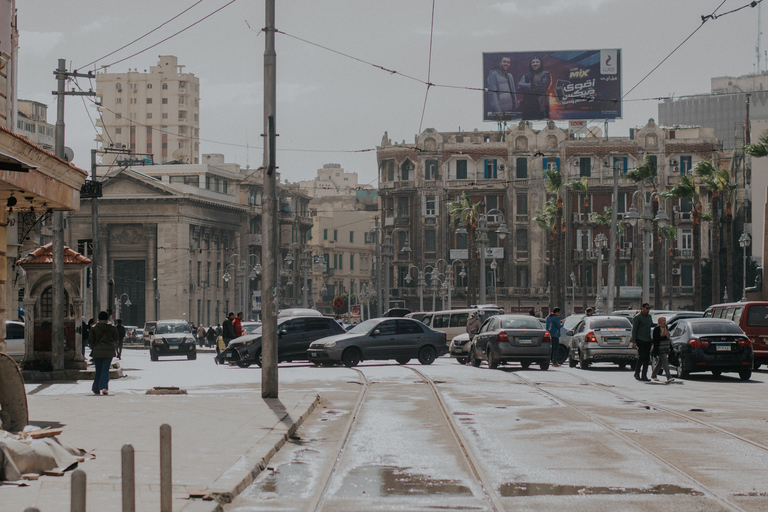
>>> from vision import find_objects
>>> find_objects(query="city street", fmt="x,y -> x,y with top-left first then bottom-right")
16,350 -> 768,511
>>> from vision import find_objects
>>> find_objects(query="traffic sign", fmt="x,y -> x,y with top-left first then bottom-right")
333,297 -> 345,310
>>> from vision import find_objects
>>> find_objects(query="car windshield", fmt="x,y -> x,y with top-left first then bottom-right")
563,315 -> 583,330
157,323 -> 188,334
690,321 -> 744,335
243,323 -> 262,334
589,318 -> 632,329
500,317 -> 541,329
348,319 -> 380,334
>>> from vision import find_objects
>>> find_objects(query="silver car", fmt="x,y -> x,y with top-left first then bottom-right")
468,314 -> 551,370
5,320 -> 25,362
568,316 -> 636,369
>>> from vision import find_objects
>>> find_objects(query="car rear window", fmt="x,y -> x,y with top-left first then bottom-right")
500,318 -> 541,329
398,320 -> 424,334
690,322 -> 744,335
590,318 -> 632,329
305,318 -> 330,331
746,305 -> 768,327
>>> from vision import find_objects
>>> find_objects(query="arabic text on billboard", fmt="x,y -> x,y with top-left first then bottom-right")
483,49 -> 621,122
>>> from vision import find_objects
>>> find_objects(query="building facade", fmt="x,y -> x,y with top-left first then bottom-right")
95,56 -> 200,165
376,120 -> 724,314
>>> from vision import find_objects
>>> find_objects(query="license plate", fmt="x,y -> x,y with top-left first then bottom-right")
168,344 -> 178,348
309,352 -> 318,357
715,344 -> 731,351
607,337 -> 621,343
517,338 -> 532,344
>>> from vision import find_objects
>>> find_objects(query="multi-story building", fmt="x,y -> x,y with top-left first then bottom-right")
376,120 -> 724,314
16,100 -> 55,152
95,55 -> 200,165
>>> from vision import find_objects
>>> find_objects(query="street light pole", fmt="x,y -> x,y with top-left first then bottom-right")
570,271 -> 576,316
740,231 -> 751,300
594,233 -> 607,313
456,209 -> 508,306
626,191 -> 668,307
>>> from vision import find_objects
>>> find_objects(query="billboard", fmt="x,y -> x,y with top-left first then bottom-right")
482,49 -> 621,122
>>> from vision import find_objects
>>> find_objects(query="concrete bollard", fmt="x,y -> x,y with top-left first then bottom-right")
121,444 -> 135,512
71,469 -> 86,512
160,424 -> 172,512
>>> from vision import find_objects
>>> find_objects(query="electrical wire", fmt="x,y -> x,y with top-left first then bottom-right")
75,1 -> 205,71
418,0 -> 436,134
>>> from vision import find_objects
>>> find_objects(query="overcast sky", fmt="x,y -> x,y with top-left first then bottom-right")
17,0 -> 766,186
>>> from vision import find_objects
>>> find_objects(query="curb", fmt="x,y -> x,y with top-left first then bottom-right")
181,393 -> 320,511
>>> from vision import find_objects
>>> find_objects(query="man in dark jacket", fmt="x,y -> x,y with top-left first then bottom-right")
88,311 -> 118,395
632,303 -> 654,381
115,319 -> 126,360
546,308 -> 564,366
215,313 -> 236,364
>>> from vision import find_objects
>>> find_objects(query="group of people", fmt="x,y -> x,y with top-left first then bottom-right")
632,303 -> 674,383
214,311 -> 244,365
191,323 -> 219,347
487,55 -> 552,120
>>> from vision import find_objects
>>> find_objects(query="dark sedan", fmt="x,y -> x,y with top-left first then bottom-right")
227,315 -> 345,367
468,314 -> 551,370
307,317 -> 447,367
669,318 -> 753,380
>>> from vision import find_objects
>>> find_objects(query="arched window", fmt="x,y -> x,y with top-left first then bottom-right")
645,134 -> 657,147
40,286 -> 70,319
147,83 -> 153,89
515,136 -> 528,151
162,83 -> 168,90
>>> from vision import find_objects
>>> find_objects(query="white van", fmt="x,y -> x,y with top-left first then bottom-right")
418,307 -> 504,345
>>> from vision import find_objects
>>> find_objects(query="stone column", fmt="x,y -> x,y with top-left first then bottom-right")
21,297 -> 36,369
146,224 -> 157,321
72,298 -> 85,363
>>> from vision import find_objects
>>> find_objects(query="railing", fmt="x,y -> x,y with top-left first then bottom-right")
515,214 -> 529,223
514,178 -> 529,187
674,249 -> 693,259
672,286 -> 695,296
515,250 -> 529,260
674,211 -> 693,223
618,248 -> 632,259
394,217 -> 410,226
572,249 -> 598,260
248,234 -> 262,246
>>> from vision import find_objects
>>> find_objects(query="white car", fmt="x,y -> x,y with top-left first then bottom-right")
5,320 -> 25,362
448,332 -> 472,364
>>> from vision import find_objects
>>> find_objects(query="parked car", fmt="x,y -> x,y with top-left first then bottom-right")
568,315 -> 636,369
5,320 -> 25,362
148,320 -> 196,361
669,318 -> 753,380
468,314 -> 551,370
420,307 -> 503,346
123,325 -> 139,343
307,317 -> 447,367
449,332 -> 472,364
241,321 -> 262,335
703,301 -> 768,369
664,311 -> 705,329
142,321 -> 156,347
227,315 -> 345,367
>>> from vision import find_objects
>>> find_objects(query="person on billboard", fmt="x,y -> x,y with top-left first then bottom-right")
486,56 -> 518,118
517,56 -> 552,120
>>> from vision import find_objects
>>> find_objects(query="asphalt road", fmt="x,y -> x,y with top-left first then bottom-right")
220,355 -> 768,512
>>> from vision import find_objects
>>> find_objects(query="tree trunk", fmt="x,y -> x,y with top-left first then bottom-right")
555,197 -> 563,312
693,202 -> 702,311
711,191 -> 720,304
467,223 -> 477,307
652,196 -> 662,309
725,201 -> 734,302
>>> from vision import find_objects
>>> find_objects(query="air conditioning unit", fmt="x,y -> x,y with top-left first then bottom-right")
672,268 -> 681,275
623,242 -> 632,249
670,159 -> 678,167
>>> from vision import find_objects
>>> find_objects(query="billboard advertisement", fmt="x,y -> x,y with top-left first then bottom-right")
482,49 -> 621,122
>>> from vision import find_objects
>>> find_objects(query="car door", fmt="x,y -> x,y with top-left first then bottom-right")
277,318 -> 305,361
363,319 -> 398,359
299,318 -> 334,360
473,318 -> 497,360
396,319 -> 427,358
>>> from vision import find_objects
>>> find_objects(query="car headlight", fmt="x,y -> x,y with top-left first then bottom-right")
322,341 -> 336,348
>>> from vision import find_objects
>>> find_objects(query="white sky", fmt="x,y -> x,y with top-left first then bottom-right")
16,0 -> 766,186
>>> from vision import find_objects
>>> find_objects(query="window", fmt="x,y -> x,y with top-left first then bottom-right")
486,195 -> 498,214
146,113 -> 153,119
542,157 -> 560,172
681,264 -> 693,286
162,98 -> 168,104
456,160 -> 468,179
397,197 -> 409,217
680,156 -> 692,174
579,157 -> 591,177
679,229 -> 693,250
115,127 -> 122,134
349,231 -> 354,243
333,229 -> 338,241
401,161 -> 410,181
426,159 -> 439,180
516,266 -> 529,287
516,229 -> 528,251
386,160 -> 395,181
323,229 -> 328,240
456,233 -> 467,250
423,196 -> 438,216
484,159 -> 497,179
613,156 -> 628,174
350,254 -> 354,270
425,230 -> 436,252
516,194 -> 528,215
146,98 -> 153,104
516,158 -> 528,179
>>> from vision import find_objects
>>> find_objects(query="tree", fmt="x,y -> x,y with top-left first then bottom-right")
569,178 -> 589,311
662,175 -> 702,310
533,197 -> 558,311
543,167 -> 565,311
448,191 -> 483,306
694,161 -> 720,302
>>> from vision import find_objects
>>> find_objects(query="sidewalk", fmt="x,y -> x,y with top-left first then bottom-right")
2,358 -> 320,512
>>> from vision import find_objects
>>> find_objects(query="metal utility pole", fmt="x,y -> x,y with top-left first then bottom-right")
53,59 -> 95,370
261,0 -> 278,398
606,162 -> 619,313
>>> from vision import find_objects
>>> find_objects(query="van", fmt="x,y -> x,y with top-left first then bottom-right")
703,301 -> 768,369
419,307 -> 504,343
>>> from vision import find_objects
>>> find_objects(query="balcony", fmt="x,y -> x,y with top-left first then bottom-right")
618,248 -> 632,260
572,249 -> 598,260
514,178 -> 529,187
380,180 -> 414,191
674,249 -> 693,259
515,214 -> 529,223
248,234 -> 262,246
394,217 -> 410,226
672,286 -> 695,296
674,211 -> 693,223
515,250 -> 529,260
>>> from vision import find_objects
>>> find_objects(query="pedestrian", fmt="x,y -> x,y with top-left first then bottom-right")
233,312 -> 244,338
529,309 -> 537,317
651,316 -> 675,383
215,312 -> 236,365
115,319 -> 125,360
546,307 -> 564,366
197,324 -> 206,347
88,311 -> 118,395
81,316 -> 90,357
466,311 -> 482,336
585,307 -> 594,317
632,303 -> 654,381
206,326 -> 217,347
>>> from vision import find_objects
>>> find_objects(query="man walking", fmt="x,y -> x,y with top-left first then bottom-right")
546,307 -> 564,367
88,311 -> 118,395
215,312 -> 236,365
115,319 -> 126,360
632,303 -> 654,381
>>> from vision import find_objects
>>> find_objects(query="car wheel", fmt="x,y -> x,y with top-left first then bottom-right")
487,348 -> 499,369
456,357 -> 467,365
470,348 -> 481,368
739,369 -> 752,381
618,363 -> 626,370
150,350 -> 158,362
187,352 -> 196,360
711,370 -> 722,377
676,363 -> 689,379
539,360 -> 550,371
311,361 -> 321,367
520,361 -> 531,369
342,347 -> 361,368
557,346 -> 569,365
418,346 -> 437,365
396,357 -> 410,365
753,362 -> 762,370
568,356 -> 577,368
255,350 -> 263,368
579,351 -> 589,369
237,361 -> 252,368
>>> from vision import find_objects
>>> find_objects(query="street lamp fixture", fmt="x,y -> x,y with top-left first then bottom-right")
593,233 -> 608,313
455,208 -> 508,306
382,227 -> 412,312
740,231 -> 751,301
626,191 -> 668,305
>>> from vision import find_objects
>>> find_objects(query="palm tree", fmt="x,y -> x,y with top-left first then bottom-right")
448,191 -> 483,306
626,156 -> 663,308
534,198 -> 558,311
661,226 -> 677,309
715,168 -> 738,300
543,168 -> 564,310
694,161 -> 721,302
569,178 -> 589,310
662,175 -> 702,310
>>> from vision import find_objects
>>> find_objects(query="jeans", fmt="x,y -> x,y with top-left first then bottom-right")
651,353 -> 672,379
551,337 -> 560,363
635,341 -> 651,378
92,357 -> 113,393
